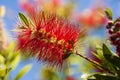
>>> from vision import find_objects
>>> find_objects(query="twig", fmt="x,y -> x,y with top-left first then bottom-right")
76,52 -> 114,74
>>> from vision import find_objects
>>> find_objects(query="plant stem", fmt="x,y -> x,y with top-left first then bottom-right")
75,52 -> 114,74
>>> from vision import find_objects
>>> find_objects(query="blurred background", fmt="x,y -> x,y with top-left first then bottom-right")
0,0 -> 120,80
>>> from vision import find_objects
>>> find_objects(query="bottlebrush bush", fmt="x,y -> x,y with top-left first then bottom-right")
1,1 -> 120,80
15,6 -> 120,80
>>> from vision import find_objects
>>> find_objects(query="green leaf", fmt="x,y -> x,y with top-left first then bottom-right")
18,13 -> 29,27
0,64 -> 7,77
87,73 -> 119,80
105,8 -> 113,20
10,53 -> 20,70
102,43 -> 120,76
14,64 -> 32,80
103,43 -> 120,67
7,42 -> 16,60
103,43 -> 113,56
0,54 -> 5,63
93,46 -> 103,60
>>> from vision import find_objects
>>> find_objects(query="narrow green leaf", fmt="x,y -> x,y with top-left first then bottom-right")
93,46 -> 103,60
103,43 -> 120,76
0,54 -> 5,63
103,43 -> 120,66
105,8 -> 113,20
7,42 -> 16,60
10,53 -> 20,70
103,43 -> 113,56
14,64 -> 32,80
18,13 -> 29,27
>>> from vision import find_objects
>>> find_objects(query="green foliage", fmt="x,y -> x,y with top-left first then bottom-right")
103,44 -> 120,77
92,44 -> 116,73
0,54 -> 5,64
10,54 -> 20,70
81,7 -> 120,78
0,42 -> 32,80
14,64 -> 32,80
6,43 -> 20,70
105,8 -> 113,20
82,43 -> 120,80
0,42 -> 20,79
18,13 -> 29,27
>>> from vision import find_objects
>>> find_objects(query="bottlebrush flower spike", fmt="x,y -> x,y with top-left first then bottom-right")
16,10 -> 81,69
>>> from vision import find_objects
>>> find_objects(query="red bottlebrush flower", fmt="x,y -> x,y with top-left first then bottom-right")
78,7 -> 107,28
16,10 -> 81,69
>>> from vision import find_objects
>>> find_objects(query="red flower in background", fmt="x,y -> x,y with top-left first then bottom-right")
19,0 -> 35,17
16,9 -> 81,69
19,0 -> 75,19
78,7 -> 106,29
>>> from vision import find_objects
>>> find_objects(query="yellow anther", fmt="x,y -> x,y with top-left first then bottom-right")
50,36 -> 57,43
57,39 -> 65,45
